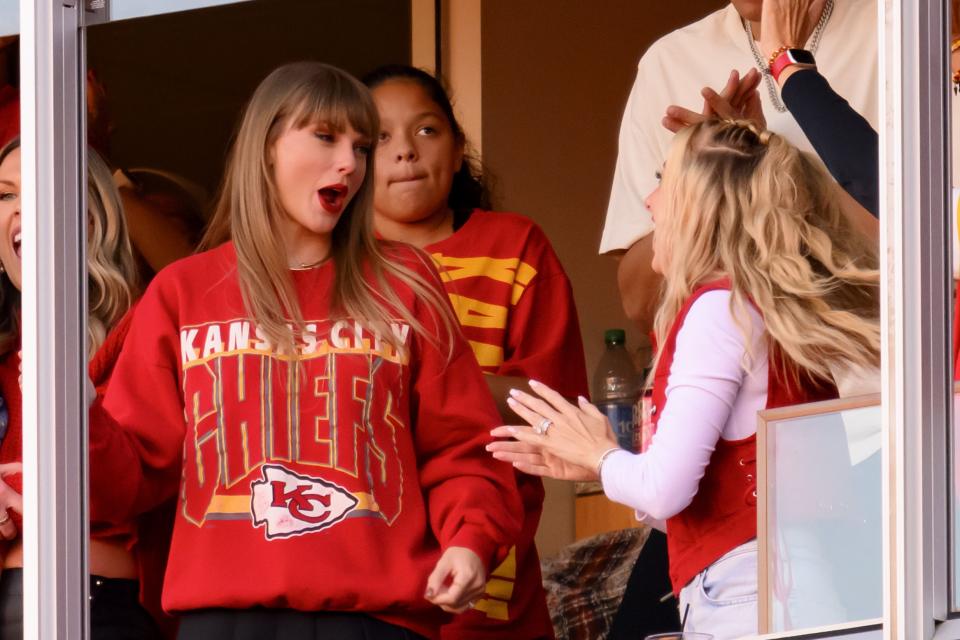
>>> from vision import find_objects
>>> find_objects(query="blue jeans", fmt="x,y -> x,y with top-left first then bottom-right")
678,539 -> 758,640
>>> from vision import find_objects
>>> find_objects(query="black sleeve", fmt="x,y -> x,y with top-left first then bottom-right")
780,68 -> 879,217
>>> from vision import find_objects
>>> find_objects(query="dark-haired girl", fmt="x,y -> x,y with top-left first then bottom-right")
365,65 -> 588,640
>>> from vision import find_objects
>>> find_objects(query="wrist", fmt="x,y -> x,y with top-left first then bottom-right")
595,446 -> 623,481
444,545 -> 481,561
776,63 -> 815,88
766,44 -> 793,69
445,526 -> 499,570
770,48 -> 816,84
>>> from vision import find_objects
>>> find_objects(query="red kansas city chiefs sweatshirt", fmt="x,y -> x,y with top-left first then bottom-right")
88,242 -> 523,639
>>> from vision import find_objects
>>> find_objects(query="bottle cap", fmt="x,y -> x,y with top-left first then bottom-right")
604,329 -> 626,346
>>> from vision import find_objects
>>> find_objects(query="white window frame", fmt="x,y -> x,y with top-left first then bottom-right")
881,0 -> 953,638
19,1 -> 89,638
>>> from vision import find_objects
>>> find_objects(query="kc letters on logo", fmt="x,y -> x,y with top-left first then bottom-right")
251,465 -> 359,539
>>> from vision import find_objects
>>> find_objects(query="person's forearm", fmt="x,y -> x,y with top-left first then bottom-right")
616,234 -> 661,335
780,68 -> 879,217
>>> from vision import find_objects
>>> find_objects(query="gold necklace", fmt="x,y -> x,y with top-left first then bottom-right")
288,256 -> 330,271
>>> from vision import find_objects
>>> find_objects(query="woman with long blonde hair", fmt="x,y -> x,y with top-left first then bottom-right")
0,139 -> 164,638
88,62 -> 521,640
489,119 -> 880,639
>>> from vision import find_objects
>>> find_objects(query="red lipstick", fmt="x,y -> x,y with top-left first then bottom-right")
318,184 -> 348,214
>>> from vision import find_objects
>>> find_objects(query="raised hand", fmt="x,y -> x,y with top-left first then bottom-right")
662,68 -> 765,133
490,380 -> 619,477
487,427 -> 598,481
759,0 -> 829,61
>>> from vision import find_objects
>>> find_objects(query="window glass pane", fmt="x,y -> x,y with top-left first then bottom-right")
0,5 -> 16,36
106,0 -> 250,22
759,401 -> 882,632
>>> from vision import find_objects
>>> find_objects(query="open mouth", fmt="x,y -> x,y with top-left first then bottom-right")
12,230 -> 20,259
318,184 -> 348,214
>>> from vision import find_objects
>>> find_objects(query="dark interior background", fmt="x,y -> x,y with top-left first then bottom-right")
87,0 -> 411,201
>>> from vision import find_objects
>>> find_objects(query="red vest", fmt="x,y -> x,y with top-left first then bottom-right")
651,280 -> 837,594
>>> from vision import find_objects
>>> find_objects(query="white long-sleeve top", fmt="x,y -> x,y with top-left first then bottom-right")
600,291 -> 768,530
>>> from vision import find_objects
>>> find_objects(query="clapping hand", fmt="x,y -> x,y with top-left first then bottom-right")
487,380 -> 619,481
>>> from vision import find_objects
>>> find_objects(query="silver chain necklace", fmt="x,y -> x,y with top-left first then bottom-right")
743,0 -> 835,113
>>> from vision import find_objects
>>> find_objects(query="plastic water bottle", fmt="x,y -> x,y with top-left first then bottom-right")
593,329 -> 640,451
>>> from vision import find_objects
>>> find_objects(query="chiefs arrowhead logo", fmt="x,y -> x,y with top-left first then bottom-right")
250,465 -> 359,540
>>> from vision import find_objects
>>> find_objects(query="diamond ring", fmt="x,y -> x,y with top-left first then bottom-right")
534,418 -> 553,436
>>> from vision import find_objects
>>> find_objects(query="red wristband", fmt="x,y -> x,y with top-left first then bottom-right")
770,48 -> 816,83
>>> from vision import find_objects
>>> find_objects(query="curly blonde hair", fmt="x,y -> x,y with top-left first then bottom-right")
86,148 -> 139,355
650,119 -> 880,384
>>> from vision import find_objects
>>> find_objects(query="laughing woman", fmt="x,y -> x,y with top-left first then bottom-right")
87,62 -> 522,640
489,120 -> 880,639
0,139 -> 161,639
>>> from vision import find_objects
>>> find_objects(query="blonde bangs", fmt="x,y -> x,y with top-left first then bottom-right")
286,73 -> 379,143
86,148 -> 139,356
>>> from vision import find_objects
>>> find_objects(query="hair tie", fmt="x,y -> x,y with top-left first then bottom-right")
730,119 -> 771,146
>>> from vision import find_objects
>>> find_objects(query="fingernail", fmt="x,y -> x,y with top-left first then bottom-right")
509,388 -> 521,397
485,444 -> 493,451
529,379 -> 542,387
425,588 -> 434,598
578,395 -> 589,404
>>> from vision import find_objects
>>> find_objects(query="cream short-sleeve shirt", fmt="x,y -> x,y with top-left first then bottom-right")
600,0 -> 879,254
